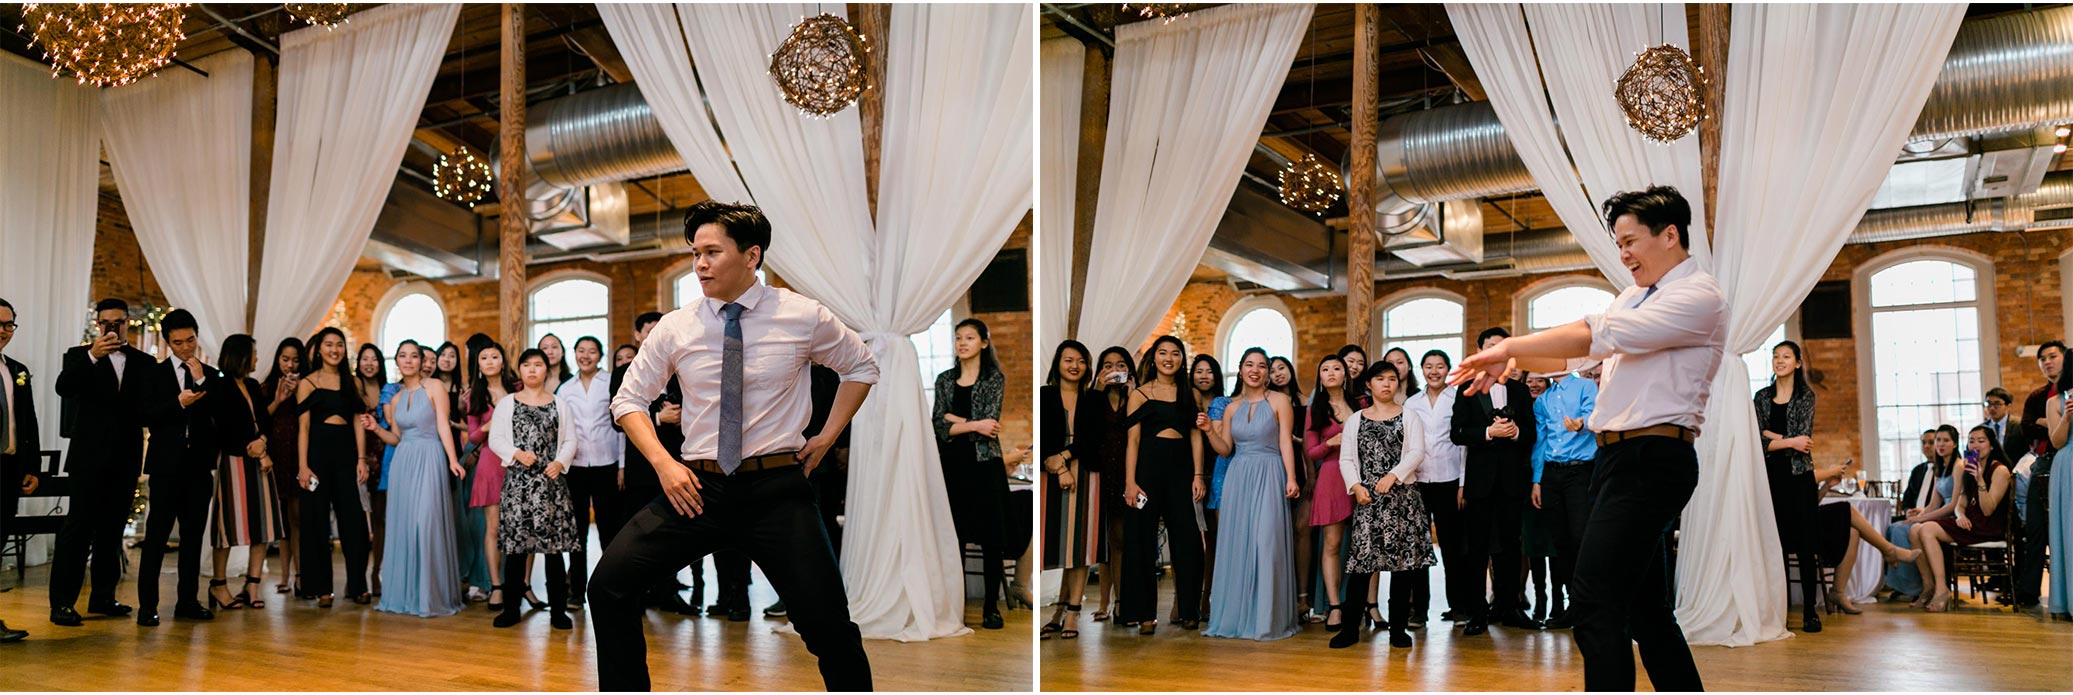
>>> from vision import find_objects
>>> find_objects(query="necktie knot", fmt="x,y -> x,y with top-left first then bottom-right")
722,302 -> 745,321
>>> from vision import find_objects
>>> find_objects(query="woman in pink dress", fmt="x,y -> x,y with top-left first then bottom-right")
463,342 -> 518,611
1305,354 -> 1357,631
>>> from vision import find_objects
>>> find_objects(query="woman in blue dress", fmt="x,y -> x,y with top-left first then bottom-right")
1883,425 -> 1959,601
2043,382 -> 2073,621
1192,355 -> 1229,619
364,340 -> 468,617
1201,348 -> 1300,641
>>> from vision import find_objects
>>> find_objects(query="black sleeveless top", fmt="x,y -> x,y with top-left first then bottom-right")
1127,392 -> 1192,438
300,384 -> 361,424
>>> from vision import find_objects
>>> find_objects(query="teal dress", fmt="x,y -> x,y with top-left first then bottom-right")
375,386 -> 465,617
2050,445 -> 2073,615
1883,473 -> 1954,597
1206,396 -> 1233,510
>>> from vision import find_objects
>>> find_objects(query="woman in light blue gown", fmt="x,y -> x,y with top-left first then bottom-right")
2043,387 -> 2073,620
1884,425 -> 1958,601
1202,348 -> 1301,641
366,341 -> 468,618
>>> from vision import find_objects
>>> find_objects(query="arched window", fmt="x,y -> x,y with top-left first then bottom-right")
1525,284 -> 1615,333
529,274 -> 611,351
1856,252 -> 1998,481
671,266 -> 769,310
374,285 -> 446,376
1377,293 -> 1465,373
913,308 -> 958,404
1217,298 -> 1295,394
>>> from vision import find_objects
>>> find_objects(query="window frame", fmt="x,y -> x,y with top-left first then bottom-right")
525,269 -> 614,351
371,282 -> 448,374
1213,295 -> 1298,393
1513,275 -> 1617,336
1371,288 -> 1468,369
659,254 -> 771,312
1852,247 -> 1999,482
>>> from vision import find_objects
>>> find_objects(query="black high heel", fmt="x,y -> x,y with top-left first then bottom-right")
524,592 -> 549,612
1324,603 -> 1344,633
243,576 -> 267,609
208,579 -> 241,611
486,588 -> 505,612
1329,604 -> 1366,649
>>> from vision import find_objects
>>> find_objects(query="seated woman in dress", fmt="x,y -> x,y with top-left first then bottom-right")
1805,459 -> 1918,614
1908,424 -> 2015,612
1885,425 -> 1959,602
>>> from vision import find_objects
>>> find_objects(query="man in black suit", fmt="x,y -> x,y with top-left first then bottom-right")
0,298 -> 39,641
49,298 -> 158,626
609,311 -> 701,616
133,309 -> 219,625
1450,327 -> 1542,635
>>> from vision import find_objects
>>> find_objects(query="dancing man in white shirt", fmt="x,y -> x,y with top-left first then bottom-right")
1450,187 -> 1723,692
593,201 -> 878,692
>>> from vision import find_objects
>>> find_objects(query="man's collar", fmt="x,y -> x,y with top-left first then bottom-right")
703,282 -> 772,316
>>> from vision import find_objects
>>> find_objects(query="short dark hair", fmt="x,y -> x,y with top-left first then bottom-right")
1478,327 -> 1510,346
219,334 -> 257,378
2041,341 -> 2067,360
1356,360 -> 1401,397
0,297 -> 13,313
1986,387 -> 2013,405
161,309 -> 198,338
634,312 -> 665,333
95,298 -> 129,314
1602,185 -> 1693,251
683,200 -> 772,269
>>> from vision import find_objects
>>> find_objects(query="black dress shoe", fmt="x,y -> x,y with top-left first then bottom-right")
1500,612 -> 1545,630
1544,614 -> 1576,630
49,607 -> 84,627
1440,609 -> 1463,622
0,620 -> 26,642
1801,613 -> 1822,633
136,611 -> 160,627
493,611 -> 521,628
551,613 -> 574,630
726,606 -> 752,622
87,602 -> 132,617
1462,619 -> 1489,636
982,611 -> 1005,630
174,602 -> 216,621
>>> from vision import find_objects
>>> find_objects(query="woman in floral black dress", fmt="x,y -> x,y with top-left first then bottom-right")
1330,361 -> 1435,650
487,349 -> 578,630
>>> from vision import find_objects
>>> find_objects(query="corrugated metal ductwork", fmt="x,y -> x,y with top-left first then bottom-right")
526,83 -> 687,189
1910,6 -> 2073,143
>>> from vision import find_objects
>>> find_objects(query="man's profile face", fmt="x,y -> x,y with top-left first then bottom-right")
167,328 -> 198,363
692,224 -> 761,298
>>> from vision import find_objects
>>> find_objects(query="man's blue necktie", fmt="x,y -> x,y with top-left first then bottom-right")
719,302 -> 745,474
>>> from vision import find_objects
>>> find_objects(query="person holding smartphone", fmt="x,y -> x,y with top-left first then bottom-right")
1089,346 -> 1135,623
1119,336 -> 1206,634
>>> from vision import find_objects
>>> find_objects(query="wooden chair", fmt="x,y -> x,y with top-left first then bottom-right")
1947,505 -> 2018,609
1784,550 -> 1839,616
3,450 -> 69,587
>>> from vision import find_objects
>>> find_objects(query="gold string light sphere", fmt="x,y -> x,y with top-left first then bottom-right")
769,14 -> 872,119
1615,44 -> 1709,145
285,4 -> 353,30
434,146 -> 493,207
1279,153 -> 1343,214
18,3 -> 190,87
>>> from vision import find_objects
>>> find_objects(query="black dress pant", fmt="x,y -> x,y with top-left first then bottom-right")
612,464 -> 703,604
588,464 -> 868,692
1571,436 -> 1702,692
565,465 -> 620,600
1541,461 -> 1596,614
299,424 -> 371,598
1458,476 -> 1527,620
504,551 -> 567,617
137,457 -> 214,612
813,448 -> 849,558
1410,480 -> 1463,617
713,550 -> 752,610
1763,456 -> 1820,616
944,452 -> 1008,613
1120,436 -> 1202,624
49,457 -> 140,611
2015,471 -> 2051,606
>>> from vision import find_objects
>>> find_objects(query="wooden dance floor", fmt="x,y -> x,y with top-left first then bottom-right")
1042,572 -> 2073,692
0,548 -> 1030,691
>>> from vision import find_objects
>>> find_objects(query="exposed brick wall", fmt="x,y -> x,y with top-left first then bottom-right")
976,222 -> 1034,454
89,196 -> 168,310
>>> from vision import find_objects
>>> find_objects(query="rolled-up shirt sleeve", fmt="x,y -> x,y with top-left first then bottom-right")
810,304 -> 878,385
1583,282 -> 1725,359
611,321 -> 675,423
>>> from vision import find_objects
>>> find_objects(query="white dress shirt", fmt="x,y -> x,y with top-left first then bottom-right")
1338,408 -> 1426,493
557,369 -> 621,469
488,393 -> 578,467
93,349 -> 128,388
611,283 -> 879,462
1,354 -> 15,455
1569,257 -> 1728,435
1404,387 -> 1465,483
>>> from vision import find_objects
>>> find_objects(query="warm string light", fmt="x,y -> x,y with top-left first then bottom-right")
18,3 -> 189,87
1615,44 -> 1708,145
1278,153 -> 1343,214
1122,4 -> 1190,23
434,146 -> 493,207
285,3 -> 352,30
769,14 -> 871,119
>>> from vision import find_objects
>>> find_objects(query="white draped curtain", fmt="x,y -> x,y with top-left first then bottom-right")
665,3 -> 1031,641
1446,3 -> 1711,290
1039,38 -> 1085,366
1071,2 -> 1314,355
0,52 -> 101,565
251,2 -> 459,352
594,3 -> 755,206
102,49 -> 255,351
1682,3 -> 1965,647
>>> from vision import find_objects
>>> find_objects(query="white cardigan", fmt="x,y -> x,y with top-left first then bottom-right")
488,393 -> 579,468
1337,408 -> 1426,494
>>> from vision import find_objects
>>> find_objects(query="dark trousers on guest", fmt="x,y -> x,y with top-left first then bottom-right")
1571,436 -> 1702,692
137,459 -> 214,613
565,465 -> 620,601
588,464 -> 869,692
813,449 -> 849,558
1410,480 -> 1463,618
48,458 -> 140,611
2015,471 -> 2051,606
1120,437 -> 1202,625
1458,484 -> 1527,620
1764,456 -> 1820,618
299,424 -> 371,598
1541,461 -> 1596,617
713,550 -> 752,610
504,551 -> 567,618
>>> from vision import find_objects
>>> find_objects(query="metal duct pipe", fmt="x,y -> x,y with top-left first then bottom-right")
1910,5 -> 2073,142
1376,101 -> 1538,204
1846,197 -> 2033,245
527,83 -> 687,189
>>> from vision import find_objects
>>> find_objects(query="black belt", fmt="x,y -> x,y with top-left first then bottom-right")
1547,458 -> 1592,467
685,452 -> 799,475
1595,424 -> 1696,447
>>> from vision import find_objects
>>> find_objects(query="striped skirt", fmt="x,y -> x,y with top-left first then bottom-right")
1042,460 -> 1105,570
213,453 -> 285,547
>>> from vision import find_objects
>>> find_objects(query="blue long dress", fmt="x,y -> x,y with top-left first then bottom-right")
1205,396 -> 1232,510
1883,473 -> 1955,598
375,386 -> 466,617
2050,445 -> 2073,615
1202,399 -> 1298,640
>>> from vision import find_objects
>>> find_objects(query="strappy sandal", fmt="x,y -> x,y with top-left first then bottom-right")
243,576 -> 267,609
1091,601 -> 1113,622
1042,606 -> 1065,640
209,579 -> 243,611
1062,604 -> 1082,639
275,583 -> 291,595
318,594 -> 335,608
1324,603 -> 1344,633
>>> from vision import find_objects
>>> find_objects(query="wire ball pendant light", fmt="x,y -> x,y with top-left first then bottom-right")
1278,17 -> 1342,214
285,3 -> 352,30
1614,7 -> 1708,144
769,11 -> 872,118
17,3 -> 190,87
433,7 -> 491,206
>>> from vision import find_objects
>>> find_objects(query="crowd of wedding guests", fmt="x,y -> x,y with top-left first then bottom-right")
1037,330 -> 2073,649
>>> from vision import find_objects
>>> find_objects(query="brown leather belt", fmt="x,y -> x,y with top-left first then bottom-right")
1595,424 -> 1696,447
684,452 -> 800,475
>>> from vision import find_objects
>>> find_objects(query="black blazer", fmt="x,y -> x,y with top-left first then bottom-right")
611,359 -> 683,484
207,376 -> 268,459
1449,379 -> 1536,500
55,344 -> 160,475
1898,461 -> 1935,511
2,355 -> 41,486
1040,384 -> 1106,467
142,357 -> 222,476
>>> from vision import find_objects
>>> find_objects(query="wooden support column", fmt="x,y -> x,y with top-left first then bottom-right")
498,3 -> 529,350
1064,46 -> 1110,342
1693,4 -> 1730,254
852,4 -> 890,219
1345,4 -> 1381,350
245,55 -> 276,332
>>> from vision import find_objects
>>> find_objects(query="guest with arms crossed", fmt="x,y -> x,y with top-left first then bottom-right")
136,309 -> 220,625
593,201 -> 877,691
0,299 -> 39,640
933,318 -> 1012,630
1450,186 -> 1719,692
1755,340 -> 1823,631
